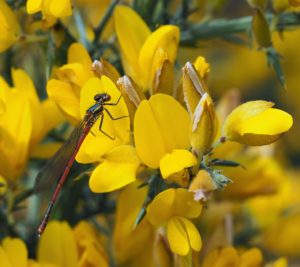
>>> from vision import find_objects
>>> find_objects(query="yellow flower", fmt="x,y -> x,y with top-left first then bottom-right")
182,62 -> 218,157
27,0 -> 72,27
47,43 -> 94,122
113,182 -> 155,266
147,188 -> 202,256
0,69 -> 63,180
0,87 -> 31,180
245,174 -> 300,229
47,43 -> 120,123
0,237 -> 29,267
263,213 -> 300,257
202,247 -> 264,267
0,0 -> 20,52
219,156 -> 284,199
73,221 -> 109,267
114,5 -> 179,92
0,237 -> 58,267
134,93 -> 197,183
222,100 -> 293,146
38,220 -> 108,267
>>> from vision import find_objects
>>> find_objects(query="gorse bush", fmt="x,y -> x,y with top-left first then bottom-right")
0,0 -> 299,266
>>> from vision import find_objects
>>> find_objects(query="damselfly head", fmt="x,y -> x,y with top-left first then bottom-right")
94,93 -> 111,103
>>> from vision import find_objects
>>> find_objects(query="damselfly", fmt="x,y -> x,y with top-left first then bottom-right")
35,93 -> 126,236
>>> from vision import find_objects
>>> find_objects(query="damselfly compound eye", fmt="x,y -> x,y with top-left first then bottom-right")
94,94 -> 102,101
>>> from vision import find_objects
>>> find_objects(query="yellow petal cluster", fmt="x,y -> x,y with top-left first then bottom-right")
38,220 -> 108,267
147,188 -> 202,255
134,94 -> 194,181
27,0 -> 72,27
114,6 -> 179,92
202,247 -> 264,267
0,70 -> 63,180
47,43 -> 94,122
0,238 -> 29,267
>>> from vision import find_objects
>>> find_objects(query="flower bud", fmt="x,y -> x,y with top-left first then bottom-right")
91,58 -> 120,83
222,100 -> 293,146
191,93 -> 218,157
182,62 -> 209,116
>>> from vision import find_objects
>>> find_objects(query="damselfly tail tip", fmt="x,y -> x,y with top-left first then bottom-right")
37,222 -> 46,237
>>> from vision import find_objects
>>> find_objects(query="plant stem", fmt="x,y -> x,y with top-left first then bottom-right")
180,12 -> 300,45
93,0 -> 120,45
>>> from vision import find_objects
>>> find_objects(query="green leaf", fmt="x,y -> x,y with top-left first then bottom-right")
265,47 -> 286,89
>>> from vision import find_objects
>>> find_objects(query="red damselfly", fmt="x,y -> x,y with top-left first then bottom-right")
35,93 -> 126,236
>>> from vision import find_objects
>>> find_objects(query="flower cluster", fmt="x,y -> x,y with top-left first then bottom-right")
0,1 -> 298,267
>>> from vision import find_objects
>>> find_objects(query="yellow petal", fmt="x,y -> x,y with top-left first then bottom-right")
139,25 -> 179,88
134,94 -> 190,168
67,43 -> 92,69
238,108 -> 293,135
189,170 -> 217,201
114,181 -> 154,264
2,238 -> 27,267
147,188 -> 201,225
73,222 -> 109,267
160,149 -> 197,178
49,0 -> 72,17
202,247 -> 239,267
223,100 -> 273,136
152,49 -> 174,96
193,56 -> 210,78
180,217 -> 202,252
58,63 -> 92,87
0,133 -> 15,179
92,58 -> 120,83
240,248 -> 263,266
173,188 -> 202,218
223,101 -> 293,146
41,98 -> 65,135
12,69 -> 39,103
38,221 -> 78,267
182,62 -> 209,116
117,75 -> 146,129
89,161 -> 136,192
89,145 -> 138,192
12,69 -> 44,144
26,0 -> 42,13
114,5 -> 150,80
47,79 -> 80,122
0,91 -> 32,179
272,257 -> 288,267
147,188 -> 176,225
191,93 -> 218,156
0,246 -> 11,267
0,1 -> 20,52
76,132 -> 118,163
167,217 -> 190,256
